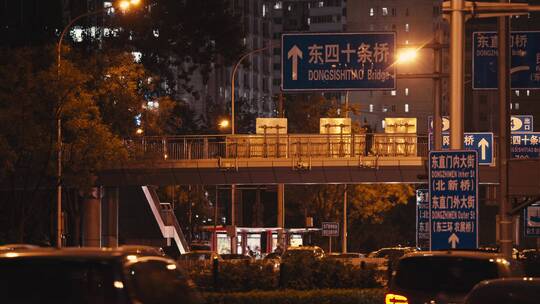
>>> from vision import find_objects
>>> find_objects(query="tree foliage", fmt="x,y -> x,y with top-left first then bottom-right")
287,184 -> 414,225
107,0 -> 244,98
0,46 -> 172,243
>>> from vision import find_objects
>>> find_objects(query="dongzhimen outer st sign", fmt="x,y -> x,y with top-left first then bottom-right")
429,151 -> 478,250
281,32 -> 396,91
473,31 -> 540,89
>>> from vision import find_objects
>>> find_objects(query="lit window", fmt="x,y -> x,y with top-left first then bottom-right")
318,1 -> 324,8
307,18 -> 311,25
515,90 -> 520,96
288,5 -> 292,11
131,51 -> 142,63
405,23 -> 410,32
391,90 -> 397,96
405,88 -> 409,96
515,102 -> 520,110
383,105 -> 389,113
104,2 -> 114,14
70,27 -> 84,42
369,8 -> 375,16
369,104 -> 374,112
274,1 -> 282,9
526,90 -> 530,96
382,7 -> 388,16
382,120 -> 386,129
262,4 -> 267,17
405,104 -> 409,112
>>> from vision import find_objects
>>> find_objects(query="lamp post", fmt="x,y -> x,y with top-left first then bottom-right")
55,0 -> 141,247
230,43 -> 275,135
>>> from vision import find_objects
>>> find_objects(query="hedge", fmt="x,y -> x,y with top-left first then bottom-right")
187,258 -> 381,292
203,289 -> 386,304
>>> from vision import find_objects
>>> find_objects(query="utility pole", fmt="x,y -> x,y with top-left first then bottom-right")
497,0 -> 512,259
449,0 -> 465,149
434,24 -> 443,150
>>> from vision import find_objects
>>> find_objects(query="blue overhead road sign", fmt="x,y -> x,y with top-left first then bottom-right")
511,132 -> 540,159
511,115 -> 534,132
473,31 -> 540,89
429,132 -> 494,165
429,151 -> 478,250
281,32 -> 396,91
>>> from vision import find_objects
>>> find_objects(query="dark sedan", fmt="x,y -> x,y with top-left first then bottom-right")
0,247 -> 201,304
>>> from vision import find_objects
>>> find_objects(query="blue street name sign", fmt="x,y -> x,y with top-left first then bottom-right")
281,32 -> 396,91
416,189 -> 430,250
511,115 -> 534,132
473,31 -> 540,89
429,150 -> 478,250
428,133 -> 494,165
511,132 -> 540,159
524,203 -> 540,237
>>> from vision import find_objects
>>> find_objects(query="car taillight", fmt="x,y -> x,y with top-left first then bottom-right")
385,293 -> 408,304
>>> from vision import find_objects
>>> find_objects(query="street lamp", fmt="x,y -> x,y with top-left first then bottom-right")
218,119 -> 230,129
55,0 -> 142,247
230,43 -> 276,135
396,48 -> 419,64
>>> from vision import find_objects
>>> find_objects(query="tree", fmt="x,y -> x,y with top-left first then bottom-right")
0,46 -> 173,244
106,0 -> 244,101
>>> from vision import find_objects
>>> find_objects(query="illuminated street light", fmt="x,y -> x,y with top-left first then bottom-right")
119,1 -> 131,10
136,128 -> 144,135
218,119 -> 230,129
396,48 -> 419,64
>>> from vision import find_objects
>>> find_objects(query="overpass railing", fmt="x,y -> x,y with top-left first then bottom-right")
125,134 -> 429,160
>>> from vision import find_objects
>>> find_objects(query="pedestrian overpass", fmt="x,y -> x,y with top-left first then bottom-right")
98,133 -> 529,187
90,133 -> 540,254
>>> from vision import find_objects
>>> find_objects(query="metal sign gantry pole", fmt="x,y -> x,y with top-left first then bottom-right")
443,0 -> 540,258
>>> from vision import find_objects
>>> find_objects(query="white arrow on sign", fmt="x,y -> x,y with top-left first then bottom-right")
448,233 -> 460,249
288,45 -> 303,81
478,138 -> 489,160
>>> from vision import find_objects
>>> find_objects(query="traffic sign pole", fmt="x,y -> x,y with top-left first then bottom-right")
449,0 -> 465,150
498,2 -> 513,259
434,26 -> 443,150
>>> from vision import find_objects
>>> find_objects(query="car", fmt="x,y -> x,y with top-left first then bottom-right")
0,247 -> 201,304
220,253 -> 253,263
0,243 -> 40,252
177,250 -> 221,267
386,251 -> 524,304
519,249 -> 540,277
263,252 -> 282,271
367,246 -> 418,280
464,277 -> 540,304
281,246 -> 325,262
368,246 -> 418,266
326,252 -> 367,265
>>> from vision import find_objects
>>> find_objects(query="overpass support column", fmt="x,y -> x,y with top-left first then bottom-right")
277,184 -> 285,248
102,187 -> 119,248
231,184 -> 237,254
82,187 -> 101,247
